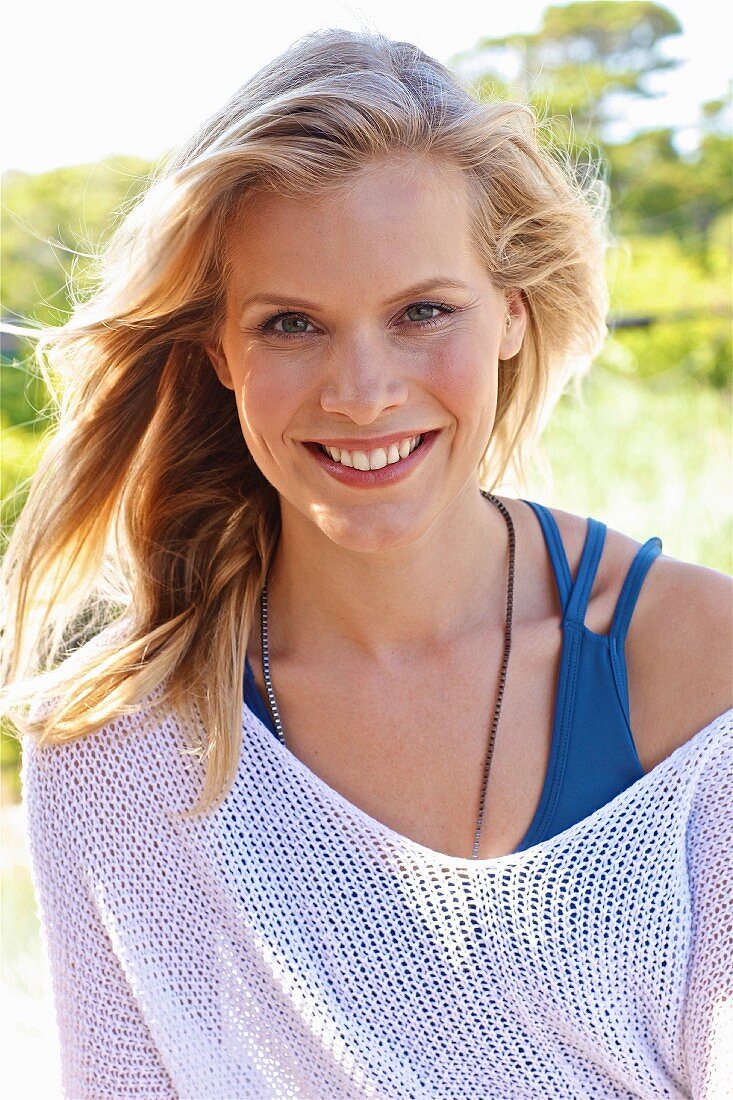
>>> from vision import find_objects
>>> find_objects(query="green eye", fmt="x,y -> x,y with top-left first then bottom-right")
259,313 -> 313,337
401,302 -> 455,330
405,304 -> 441,322
283,316 -> 310,333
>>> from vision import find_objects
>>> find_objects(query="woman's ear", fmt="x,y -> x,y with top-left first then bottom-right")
498,289 -> 528,361
205,342 -> 235,391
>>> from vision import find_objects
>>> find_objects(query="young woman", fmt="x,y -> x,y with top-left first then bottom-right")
3,26 -> 731,1100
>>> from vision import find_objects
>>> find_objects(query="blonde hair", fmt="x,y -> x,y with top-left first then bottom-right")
1,26 -> 610,818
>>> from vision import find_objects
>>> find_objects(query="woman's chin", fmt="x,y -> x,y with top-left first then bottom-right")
307,503 -> 437,555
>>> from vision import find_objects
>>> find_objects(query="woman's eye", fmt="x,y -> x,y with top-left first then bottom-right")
258,301 -> 455,340
259,313 -> 314,337
404,304 -> 441,323
399,302 -> 455,329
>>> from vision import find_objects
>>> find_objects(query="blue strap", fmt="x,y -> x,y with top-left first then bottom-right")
609,537 -> 663,645
521,500 -> 573,612
566,516 -> 607,627
521,500 -> 606,627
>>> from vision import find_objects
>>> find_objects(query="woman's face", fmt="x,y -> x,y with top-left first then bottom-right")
207,154 -> 526,553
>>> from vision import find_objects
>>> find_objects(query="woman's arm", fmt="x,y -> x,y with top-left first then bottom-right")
625,555 -> 733,769
22,736 -> 178,1099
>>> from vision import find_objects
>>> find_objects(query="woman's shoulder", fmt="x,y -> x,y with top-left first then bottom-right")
537,500 -> 733,770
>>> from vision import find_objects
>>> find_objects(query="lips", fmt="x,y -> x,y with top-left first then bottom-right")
303,429 -> 440,489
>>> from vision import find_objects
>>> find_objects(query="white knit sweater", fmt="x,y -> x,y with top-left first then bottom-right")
22,679 -> 733,1099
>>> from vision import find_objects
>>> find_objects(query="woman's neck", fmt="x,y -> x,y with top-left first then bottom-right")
264,484 -> 513,667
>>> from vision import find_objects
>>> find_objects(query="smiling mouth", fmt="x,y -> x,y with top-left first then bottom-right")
301,430 -> 439,478
314,434 -> 425,470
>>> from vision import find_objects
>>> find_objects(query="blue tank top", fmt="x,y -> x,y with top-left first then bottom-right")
243,499 -> 663,853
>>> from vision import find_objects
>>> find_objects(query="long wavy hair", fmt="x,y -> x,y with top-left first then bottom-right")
1,26 -> 610,819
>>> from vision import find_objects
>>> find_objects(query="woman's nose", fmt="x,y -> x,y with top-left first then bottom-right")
319,344 -> 409,423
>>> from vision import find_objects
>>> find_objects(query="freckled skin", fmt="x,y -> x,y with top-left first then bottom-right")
206,154 -> 527,656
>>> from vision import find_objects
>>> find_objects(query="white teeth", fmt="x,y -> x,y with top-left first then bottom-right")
319,434 -> 425,470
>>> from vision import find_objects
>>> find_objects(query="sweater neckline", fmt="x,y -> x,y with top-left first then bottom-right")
239,700 -> 730,874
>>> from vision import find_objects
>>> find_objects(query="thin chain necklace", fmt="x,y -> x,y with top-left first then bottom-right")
259,490 -> 515,861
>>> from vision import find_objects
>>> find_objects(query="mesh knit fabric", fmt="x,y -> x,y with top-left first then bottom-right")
22,677 -> 733,1099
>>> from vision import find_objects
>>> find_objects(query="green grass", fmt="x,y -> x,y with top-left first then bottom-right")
520,368 -> 732,574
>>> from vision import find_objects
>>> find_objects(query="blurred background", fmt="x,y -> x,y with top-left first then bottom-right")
1,1 -> 731,1093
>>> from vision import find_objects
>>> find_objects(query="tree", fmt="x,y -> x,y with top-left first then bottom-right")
449,1 -> 684,149
605,91 -> 733,258
449,2 -> 730,255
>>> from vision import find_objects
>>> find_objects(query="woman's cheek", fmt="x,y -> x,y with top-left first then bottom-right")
423,332 -> 496,412
232,358 -> 305,472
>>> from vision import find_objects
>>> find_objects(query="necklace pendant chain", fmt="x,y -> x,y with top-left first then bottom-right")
259,490 -> 515,861
259,583 -> 286,745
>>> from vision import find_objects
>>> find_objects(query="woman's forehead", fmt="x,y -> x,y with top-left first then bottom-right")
224,215 -> 484,316
224,158 -> 473,276
229,154 -> 469,235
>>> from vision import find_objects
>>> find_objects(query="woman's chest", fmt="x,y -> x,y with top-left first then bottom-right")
247,620 -> 563,860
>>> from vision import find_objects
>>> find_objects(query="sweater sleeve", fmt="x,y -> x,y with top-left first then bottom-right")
21,734 -> 178,1100
681,709 -> 733,1099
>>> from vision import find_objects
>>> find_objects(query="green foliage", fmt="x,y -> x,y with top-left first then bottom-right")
0,355 -> 51,429
1,157 -> 154,469
602,224 -> 732,389
450,1 -> 684,149
1,156 -> 153,327
1,409 -> 50,554
607,127 -> 733,247
449,2 -> 731,261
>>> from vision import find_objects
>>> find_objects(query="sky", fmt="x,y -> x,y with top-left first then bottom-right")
3,0 -> 731,175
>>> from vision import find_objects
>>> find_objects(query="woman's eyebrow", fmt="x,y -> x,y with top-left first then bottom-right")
238,277 -> 471,313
